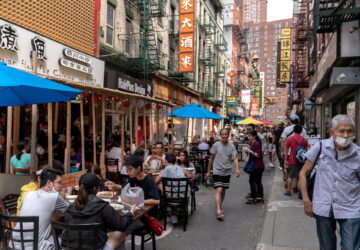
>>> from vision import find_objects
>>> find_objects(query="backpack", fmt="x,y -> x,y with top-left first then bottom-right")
292,137 -> 307,165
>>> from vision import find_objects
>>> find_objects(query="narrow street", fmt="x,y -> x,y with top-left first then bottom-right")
128,160 -> 274,250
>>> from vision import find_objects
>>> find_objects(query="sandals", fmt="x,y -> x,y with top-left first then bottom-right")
245,198 -> 256,205
216,212 -> 224,221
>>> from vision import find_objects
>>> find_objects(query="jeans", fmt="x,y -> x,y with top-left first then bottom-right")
249,168 -> 264,199
315,214 -> 360,250
275,143 -> 283,168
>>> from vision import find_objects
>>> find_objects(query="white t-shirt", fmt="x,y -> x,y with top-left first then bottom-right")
106,147 -> 123,172
13,190 -> 69,250
198,142 -> 209,150
281,125 -> 308,140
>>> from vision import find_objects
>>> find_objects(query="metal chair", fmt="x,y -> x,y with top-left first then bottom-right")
161,178 -> 189,232
105,158 -> 120,183
131,226 -> 156,250
51,220 -> 101,250
0,213 -> 39,250
2,194 -> 20,215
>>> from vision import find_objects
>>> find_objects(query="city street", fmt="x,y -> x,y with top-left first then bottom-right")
127,160 -> 274,250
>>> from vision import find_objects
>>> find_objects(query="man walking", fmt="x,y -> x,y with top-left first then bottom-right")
206,128 -> 240,220
299,114 -> 360,250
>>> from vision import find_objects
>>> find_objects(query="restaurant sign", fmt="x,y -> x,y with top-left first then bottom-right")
0,19 -> 104,86
105,66 -> 153,97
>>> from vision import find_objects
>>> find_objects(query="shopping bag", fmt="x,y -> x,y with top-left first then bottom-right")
120,184 -> 144,209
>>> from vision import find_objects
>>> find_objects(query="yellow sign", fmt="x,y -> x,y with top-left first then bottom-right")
281,28 -> 291,38
280,50 -> 291,60
281,39 -> 291,50
280,61 -> 291,71
280,72 -> 290,82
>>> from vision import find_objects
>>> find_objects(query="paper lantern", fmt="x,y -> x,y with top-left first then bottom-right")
123,100 -> 130,107
144,103 -> 152,110
156,104 -> 162,110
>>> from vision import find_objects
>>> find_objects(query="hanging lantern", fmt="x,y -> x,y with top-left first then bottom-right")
123,100 -> 130,107
144,103 -> 152,110
113,96 -> 121,102
105,97 -> 110,103
156,104 -> 162,110
82,91 -> 90,99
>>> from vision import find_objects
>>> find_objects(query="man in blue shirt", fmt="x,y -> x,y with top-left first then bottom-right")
299,114 -> 360,250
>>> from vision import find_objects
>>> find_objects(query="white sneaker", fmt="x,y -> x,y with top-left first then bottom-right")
171,215 -> 178,224
269,163 -> 274,168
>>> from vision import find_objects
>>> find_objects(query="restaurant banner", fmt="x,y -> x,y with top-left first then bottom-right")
179,0 -> 195,72
276,28 -> 292,87
105,64 -> 153,97
241,90 -> 251,104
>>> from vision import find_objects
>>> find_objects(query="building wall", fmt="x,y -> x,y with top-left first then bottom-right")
242,0 -> 267,24
246,19 -> 293,121
0,0 -> 97,55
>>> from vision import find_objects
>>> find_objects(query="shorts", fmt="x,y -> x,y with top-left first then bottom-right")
213,175 -> 231,189
268,144 -> 275,152
288,164 -> 301,179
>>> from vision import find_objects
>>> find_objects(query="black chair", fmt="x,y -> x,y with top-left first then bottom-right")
161,177 -> 189,231
2,194 -> 20,215
0,213 -> 39,250
51,220 -> 101,250
131,226 -> 156,250
105,158 -> 120,183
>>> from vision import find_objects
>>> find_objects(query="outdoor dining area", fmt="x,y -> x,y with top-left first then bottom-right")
0,62 -> 228,250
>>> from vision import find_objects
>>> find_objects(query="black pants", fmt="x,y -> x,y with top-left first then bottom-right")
275,143 -> 284,168
249,168 -> 264,199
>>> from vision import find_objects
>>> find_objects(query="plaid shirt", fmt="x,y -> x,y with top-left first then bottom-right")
305,137 -> 360,219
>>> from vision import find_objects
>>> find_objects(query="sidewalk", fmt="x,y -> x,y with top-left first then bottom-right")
257,167 -> 319,250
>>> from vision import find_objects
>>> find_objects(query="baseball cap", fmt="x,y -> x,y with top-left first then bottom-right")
79,173 -> 103,189
289,114 -> 300,122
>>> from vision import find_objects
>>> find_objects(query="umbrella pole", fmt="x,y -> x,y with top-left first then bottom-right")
5,106 -> 12,174
30,104 -> 38,173
92,94 -> 97,165
47,103 -> 53,168
12,107 -> 20,156
65,102 -> 71,174
156,109 -> 159,142
121,102 -> 125,156
135,100 -> 138,147
143,105 -> 147,146
129,103 -> 133,151
54,103 -> 59,134
80,96 -> 85,171
101,98 -> 106,170
186,118 -> 189,146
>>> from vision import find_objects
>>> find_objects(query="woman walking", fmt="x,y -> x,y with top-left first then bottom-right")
243,131 -> 265,204
267,127 -> 277,168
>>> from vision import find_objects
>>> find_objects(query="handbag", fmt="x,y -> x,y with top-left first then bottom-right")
244,155 -> 255,174
305,141 -> 322,201
143,213 -> 163,236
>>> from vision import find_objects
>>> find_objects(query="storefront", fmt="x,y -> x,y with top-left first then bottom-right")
0,19 -> 105,175
306,21 -> 360,141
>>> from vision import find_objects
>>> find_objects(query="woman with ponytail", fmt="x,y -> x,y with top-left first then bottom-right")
10,141 -> 31,175
64,173 -> 136,250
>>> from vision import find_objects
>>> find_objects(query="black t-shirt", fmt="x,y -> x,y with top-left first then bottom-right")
128,175 -> 160,201
275,128 -> 284,145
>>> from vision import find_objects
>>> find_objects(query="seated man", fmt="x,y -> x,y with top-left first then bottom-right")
155,153 -> 187,184
198,138 -> 210,151
144,142 -> 166,172
13,168 -> 68,249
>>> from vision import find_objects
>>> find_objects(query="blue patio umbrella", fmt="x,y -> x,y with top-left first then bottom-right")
168,103 -> 223,119
234,119 -> 244,123
0,62 -> 82,106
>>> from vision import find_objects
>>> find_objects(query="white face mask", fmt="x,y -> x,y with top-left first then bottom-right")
49,182 -> 57,193
334,136 -> 353,148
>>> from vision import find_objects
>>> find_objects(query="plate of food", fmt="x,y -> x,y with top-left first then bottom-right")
65,195 -> 78,203
184,167 -> 195,172
97,191 -> 113,198
110,203 -> 124,211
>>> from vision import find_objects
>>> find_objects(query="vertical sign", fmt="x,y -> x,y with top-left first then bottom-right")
250,79 -> 262,116
179,0 -> 195,72
287,64 -> 294,107
277,28 -> 292,87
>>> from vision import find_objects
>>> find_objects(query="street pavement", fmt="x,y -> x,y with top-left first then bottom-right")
257,167 -> 319,250
127,158 -> 274,250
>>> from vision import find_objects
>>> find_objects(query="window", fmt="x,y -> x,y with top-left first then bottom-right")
157,38 -> 163,51
106,3 -> 115,46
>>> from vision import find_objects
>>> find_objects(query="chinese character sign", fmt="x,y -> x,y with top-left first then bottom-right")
277,28 -> 292,84
0,24 -> 19,51
179,0 -> 195,72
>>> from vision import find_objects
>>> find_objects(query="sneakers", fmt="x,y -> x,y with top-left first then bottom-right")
171,215 -> 178,224
269,163 -> 274,168
284,191 -> 291,196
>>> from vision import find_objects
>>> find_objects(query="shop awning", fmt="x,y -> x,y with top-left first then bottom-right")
44,75 -> 175,107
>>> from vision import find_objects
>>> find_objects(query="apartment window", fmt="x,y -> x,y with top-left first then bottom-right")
170,5 -> 175,32
106,3 -> 115,46
157,38 -> 163,51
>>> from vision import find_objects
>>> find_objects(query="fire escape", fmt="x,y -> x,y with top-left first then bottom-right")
293,0 -> 309,89
124,0 -> 167,82
309,0 -> 360,68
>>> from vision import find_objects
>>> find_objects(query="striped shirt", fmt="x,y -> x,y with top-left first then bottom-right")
305,137 -> 360,219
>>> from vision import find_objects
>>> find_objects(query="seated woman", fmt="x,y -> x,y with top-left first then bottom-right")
16,162 -> 49,216
10,141 -> 31,175
70,146 -> 82,173
177,150 -> 195,180
64,173 -> 136,250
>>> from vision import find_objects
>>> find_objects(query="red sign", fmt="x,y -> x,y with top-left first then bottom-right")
179,0 -> 195,72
